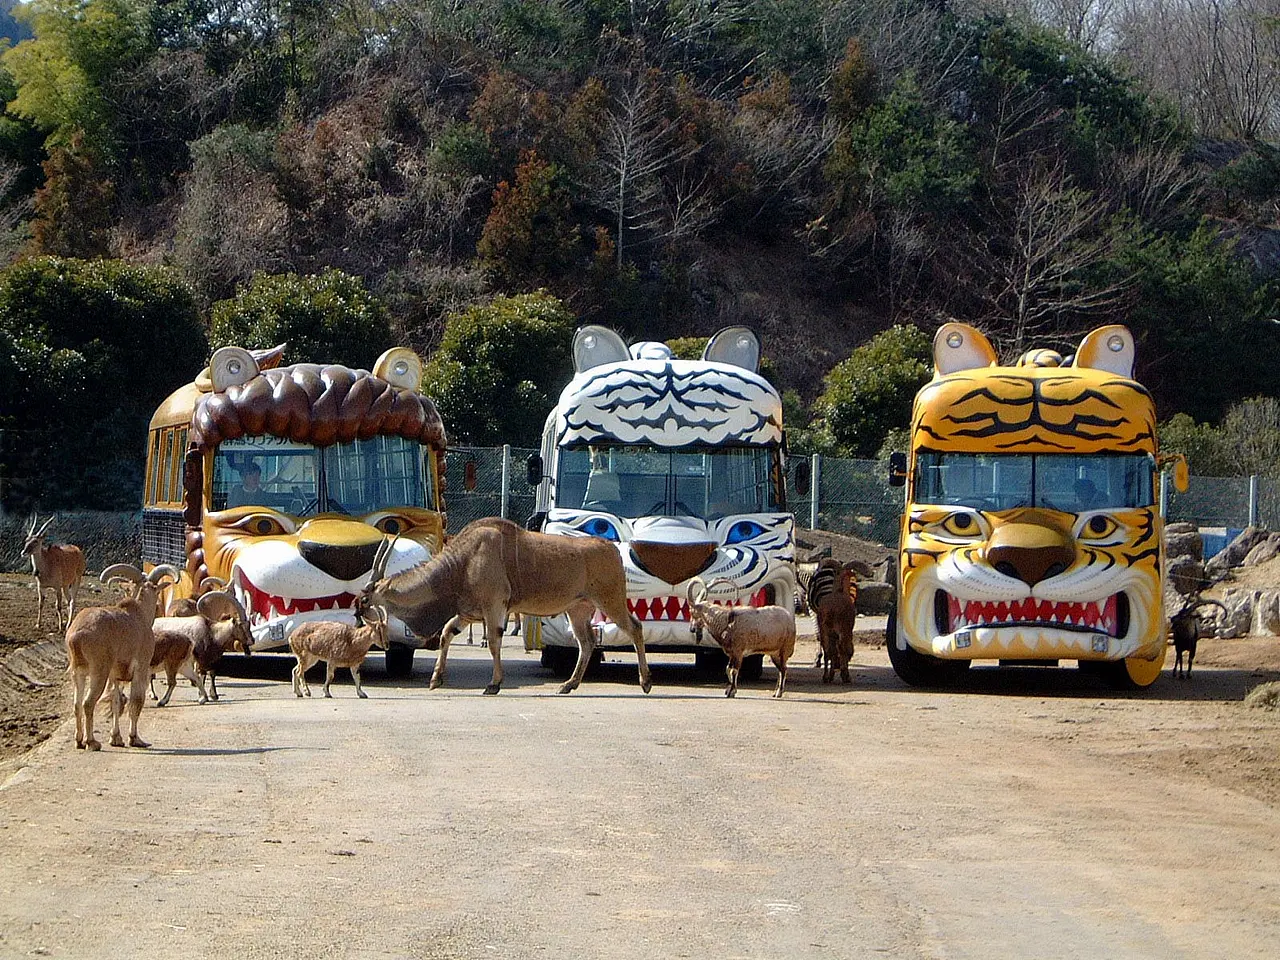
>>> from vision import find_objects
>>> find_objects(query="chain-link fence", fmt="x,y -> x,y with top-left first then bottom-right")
5,445 -> 1280,573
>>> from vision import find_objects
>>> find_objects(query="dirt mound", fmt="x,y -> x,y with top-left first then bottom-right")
795,527 -> 893,568
1214,554 -> 1280,592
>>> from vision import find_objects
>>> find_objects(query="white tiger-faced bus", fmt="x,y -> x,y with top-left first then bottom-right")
141,343 -> 447,677
524,326 -> 803,676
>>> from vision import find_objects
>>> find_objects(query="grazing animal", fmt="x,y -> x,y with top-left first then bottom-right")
148,590 -> 253,704
22,514 -> 85,631
362,517 -> 651,696
686,578 -> 796,698
65,563 -> 178,750
289,597 -> 389,699
813,563 -> 858,684
1170,598 -> 1227,680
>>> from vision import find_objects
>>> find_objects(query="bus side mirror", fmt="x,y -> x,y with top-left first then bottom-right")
793,460 -> 811,496
888,452 -> 908,487
1158,452 -> 1189,493
526,454 -> 543,486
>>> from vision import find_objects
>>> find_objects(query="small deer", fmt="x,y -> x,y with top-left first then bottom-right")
22,514 -> 85,631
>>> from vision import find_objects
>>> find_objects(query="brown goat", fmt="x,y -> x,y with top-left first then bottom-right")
363,517 -> 650,696
65,563 -> 178,750
289,598 -> 389,698
686,578 -> 796,698
149,590 -> 253,704
23,514 -> 85,631
814,564 -> 858,684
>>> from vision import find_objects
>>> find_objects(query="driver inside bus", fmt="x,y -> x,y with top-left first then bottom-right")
227,460 -> 264,508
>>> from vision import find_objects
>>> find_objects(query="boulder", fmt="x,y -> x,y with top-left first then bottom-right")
856,581 -> 896,616
1165,529 -> 1203,563
1254,591 -> 1280,636
1166,557 -> 1206,597
1165,521 -> 1199,536
1242,533 -> 1280,567
1214,587 -> 1280,638
1205,527 -> 1271,579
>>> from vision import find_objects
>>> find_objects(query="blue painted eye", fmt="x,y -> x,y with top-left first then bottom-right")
580,517 -> 620,541
726,520 -> 765,544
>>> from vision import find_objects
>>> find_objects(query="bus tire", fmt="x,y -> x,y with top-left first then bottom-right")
384,646 -> 414,678
1079,647 -> 1165,690
540,645 -> 578,679
885,609 -> 970,687
694,648 -> 729,678
738,653 -> 764,683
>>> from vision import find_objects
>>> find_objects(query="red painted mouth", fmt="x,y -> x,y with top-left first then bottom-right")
612,588 -> 770,623
235,569 -> 358,626
944,592 -> 1121,636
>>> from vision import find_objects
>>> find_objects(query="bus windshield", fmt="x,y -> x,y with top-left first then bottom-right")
212,436 -> 435,515
915,452 -> 1155,512
556,444 -> 782,519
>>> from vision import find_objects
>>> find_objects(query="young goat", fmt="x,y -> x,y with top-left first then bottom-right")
65,563 -> 178,750
289,598 -> 389,699
149,590 -> 253,704
23,514 -> 85,631
813,563 -> 858,684
686,578 -> 796,698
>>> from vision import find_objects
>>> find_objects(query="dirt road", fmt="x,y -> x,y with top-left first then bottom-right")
1,623 -> 1278,959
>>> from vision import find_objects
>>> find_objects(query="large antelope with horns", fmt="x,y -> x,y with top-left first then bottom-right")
361,517 -> 652,695
65,563 -> 178,750
22,514 -> 85,631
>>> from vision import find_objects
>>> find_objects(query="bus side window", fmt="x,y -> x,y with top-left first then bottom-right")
157,431 -> 174,505
170,429 -> 188,504
146,432 -> 160,505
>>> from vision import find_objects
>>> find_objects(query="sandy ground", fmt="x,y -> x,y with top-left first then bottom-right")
2,572 -> 1279,957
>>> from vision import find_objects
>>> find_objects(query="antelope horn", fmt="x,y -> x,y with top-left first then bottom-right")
147,564 -> 181,585
101,563 -> 144,584
34,514 -> 55,537
27,514 -> 37,536
369,534 -> 399,584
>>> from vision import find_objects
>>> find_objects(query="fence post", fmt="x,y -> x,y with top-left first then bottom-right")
1159,470 -> 1168,519
1249,474 -> 1259,528
500,444 -> 511,520
810,453 -> 821,531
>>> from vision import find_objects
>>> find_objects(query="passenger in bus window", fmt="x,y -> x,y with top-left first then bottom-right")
1074,477 -> 1103,511
227,461 -> 264,508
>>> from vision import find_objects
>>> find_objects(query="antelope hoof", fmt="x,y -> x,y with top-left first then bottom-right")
841,671 -> 852,684
129,736 -> 150,748
557,682 -> 577,695
429,676 -> 444,690
86,739 -> 101,752
640,679 -> 653,694
483,683 -> 501,695
724,687 -> 736,698
357,690 -> 368,699
75,739 -> 85,750
110,734 -> 125,748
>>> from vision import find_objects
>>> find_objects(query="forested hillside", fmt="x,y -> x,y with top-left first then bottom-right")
0,0 -> 1278,507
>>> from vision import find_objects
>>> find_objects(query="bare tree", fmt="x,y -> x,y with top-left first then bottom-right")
0,163 -> 34,267
955,162 -> 1136,356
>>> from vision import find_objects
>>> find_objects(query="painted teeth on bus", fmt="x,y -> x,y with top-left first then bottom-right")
886,322 -> 1188,689
141,344 -> 447,678
524,325 -> 803,675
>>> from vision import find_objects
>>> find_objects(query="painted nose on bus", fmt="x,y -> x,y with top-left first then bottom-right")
984,511 -> 1076,588
297,519 -> 386,582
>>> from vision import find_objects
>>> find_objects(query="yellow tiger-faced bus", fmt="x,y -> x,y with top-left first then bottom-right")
142,343 -> 447,677
886,323 -> 1187,689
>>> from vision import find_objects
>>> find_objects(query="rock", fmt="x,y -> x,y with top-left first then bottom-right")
1205,527 -> 1271,578
1165,521 -> 1199,537
1254,591 -> 1280,636
1167,557 -> 1206,597
1242,533 -> 1280,567
1165,529 -> 1204,563
1216,588 -> 1254,639
856,581 -> 895,616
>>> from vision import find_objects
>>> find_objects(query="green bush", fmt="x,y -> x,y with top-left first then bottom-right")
424,291 -> 576,446
210,269 -> 394,369
810,324 -> 932,458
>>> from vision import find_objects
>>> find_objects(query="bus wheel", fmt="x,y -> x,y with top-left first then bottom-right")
738,654 -> 764,683
1080,645 -> 1165,690
384,646 -> 415,678
885,609 -> 971,687
694,648 -> 729,678
540,645 -> 578,679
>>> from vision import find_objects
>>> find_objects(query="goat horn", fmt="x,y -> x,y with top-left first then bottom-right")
147,564 -> 181,584
197,591 -> 240,622
686,578 -> 708,605
198,576 -> 228,593
706,577 -> 738,599
101,563 -> 144,584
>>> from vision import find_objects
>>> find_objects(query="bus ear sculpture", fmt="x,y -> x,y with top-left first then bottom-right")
933,323 -> 997,376
374,348 -> 423,392
1072,325 -> 1135,378
573,326 -> 631,373
210,347 -> 261,392
702,326 -> 760,372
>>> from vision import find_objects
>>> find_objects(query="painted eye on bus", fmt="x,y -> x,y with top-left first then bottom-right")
931,511 -> 986,541
578,517 -> 620,541
1075,513 -> 1122,544
230,513 -> 293,537
372,515 -> 414,535
726,520 -> 765,544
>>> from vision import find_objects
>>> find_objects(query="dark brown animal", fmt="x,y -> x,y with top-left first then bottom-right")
363,518 -> 651,695
1170,599 -> 1226,680
815,565 -> 858,684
